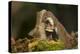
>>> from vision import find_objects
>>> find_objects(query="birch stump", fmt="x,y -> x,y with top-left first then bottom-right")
28,9 -> 75,49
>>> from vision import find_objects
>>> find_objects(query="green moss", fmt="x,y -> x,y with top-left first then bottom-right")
32,40 -> 65,51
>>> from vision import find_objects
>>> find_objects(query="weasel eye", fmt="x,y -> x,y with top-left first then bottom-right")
45,20 -> 49,24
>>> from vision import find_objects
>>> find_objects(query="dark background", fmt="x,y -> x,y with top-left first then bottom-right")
10,1 -> 78,39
